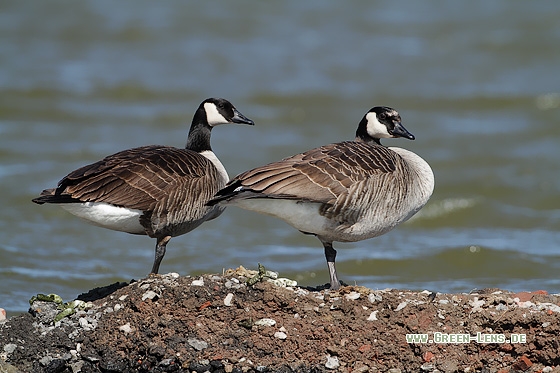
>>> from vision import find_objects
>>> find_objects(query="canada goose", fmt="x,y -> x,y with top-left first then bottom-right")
33,97 -> 254,274
209,106 -> 434,290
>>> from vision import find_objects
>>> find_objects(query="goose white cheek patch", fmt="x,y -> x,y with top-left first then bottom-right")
204,102 -> 229,126
366,112 -> 392,138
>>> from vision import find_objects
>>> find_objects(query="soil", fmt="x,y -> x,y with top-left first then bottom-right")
1,266 -> 559,373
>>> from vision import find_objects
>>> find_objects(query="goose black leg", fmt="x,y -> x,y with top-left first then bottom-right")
152,235 -> 171,274
319,238 -> 341,290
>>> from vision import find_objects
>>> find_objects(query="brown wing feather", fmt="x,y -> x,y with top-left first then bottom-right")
41,145 -> 217,212
231,141 -> 399,204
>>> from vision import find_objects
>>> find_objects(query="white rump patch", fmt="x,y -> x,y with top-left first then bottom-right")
60,202 -> 145,234
366,112 -> 392,138
204,102 -> 229,126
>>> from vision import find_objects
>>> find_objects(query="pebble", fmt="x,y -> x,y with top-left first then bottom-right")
352,362 -> 370,373
274,331 -> 287,339
224,293 -> 234,307
3,344 -> 17,354
142,290 -> 159,301
191,278 -> 205,286
0,308 -> 6,321
119,323 -> 134,334
469,297 -> 485,309
268,278 -> 297,287
367,310 -> 379,321
495,303 -> 508,311
39,356 -> 52,366
541,303 -> 560,313
421,363 -> 435,371
70,361 -> 84,372
264,270 -> 279,279
345,291 -> 361,301
368,293 -> 382,303
79,318 -> 91,329
254,318 -> 276,327
325,355 -> 340,370
188,338 -> 208,351
395,301 -> 408,311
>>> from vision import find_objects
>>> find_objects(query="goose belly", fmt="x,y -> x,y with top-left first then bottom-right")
231,197 -> 425,243
60,202 -> 145,234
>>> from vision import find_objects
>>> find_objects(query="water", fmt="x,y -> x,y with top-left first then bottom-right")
1,1 -> 559,316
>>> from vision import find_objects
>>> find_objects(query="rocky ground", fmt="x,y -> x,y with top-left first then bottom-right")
1,266 -> 559,373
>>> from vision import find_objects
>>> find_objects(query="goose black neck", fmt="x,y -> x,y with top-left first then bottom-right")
355,116 -> 382,145
186,107 -> 213,153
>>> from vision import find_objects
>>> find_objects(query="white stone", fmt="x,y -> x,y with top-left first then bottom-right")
274,331 -> 287,339
469,297 -> 485,309
395,301 -> 408,311
79,318 -> 90,329
344,291 -> 361,301
254,318 -> 276,327
191,278 -> 205,286
224,293 -> 234,307
325,355 -> 340,370
368,293 -> 382,303
3,343 -> 17,354
142,290 -> 159,301
268,278 -> 297,287
119,323 -> 134,334
367,310 -> 379,321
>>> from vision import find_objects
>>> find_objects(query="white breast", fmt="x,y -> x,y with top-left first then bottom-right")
389,146 -> 435,210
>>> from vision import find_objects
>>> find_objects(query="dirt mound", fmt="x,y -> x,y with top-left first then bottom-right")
1,267 -> 559,372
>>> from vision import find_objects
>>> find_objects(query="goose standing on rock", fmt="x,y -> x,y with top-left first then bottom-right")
209,106 -> 434,290
33,98 -> 254,274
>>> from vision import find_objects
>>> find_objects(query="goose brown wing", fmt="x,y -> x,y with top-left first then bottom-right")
231,141 -> 399,204
39,146 -> 219,212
